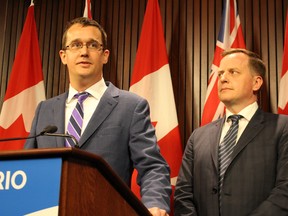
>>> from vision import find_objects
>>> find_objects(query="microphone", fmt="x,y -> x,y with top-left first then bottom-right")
44,130 -> 79,148
0,125 -> 58,142
41,125 -> 58,134
32,125 -> 79,147
0,125 -> 79,148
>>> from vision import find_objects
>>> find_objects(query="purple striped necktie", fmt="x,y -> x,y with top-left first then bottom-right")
66,92 -> 89,147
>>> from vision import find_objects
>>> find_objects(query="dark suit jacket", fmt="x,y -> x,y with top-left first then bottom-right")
174,109 -> 288,216
25,81 -> 171,212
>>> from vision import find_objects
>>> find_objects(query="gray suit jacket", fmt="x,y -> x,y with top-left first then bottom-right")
174,109 -> 288,216
25,81 -> 171,212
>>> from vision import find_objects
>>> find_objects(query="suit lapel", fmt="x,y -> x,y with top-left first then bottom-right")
79,82 -> 119,146
211,109 -> 265,177
53,93 -> 67,147
211,118 -> 225,169
231,109 -> 264,160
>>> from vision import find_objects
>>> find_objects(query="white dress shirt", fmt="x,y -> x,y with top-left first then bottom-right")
65,78 -> 108,135
219,102 -> 259,145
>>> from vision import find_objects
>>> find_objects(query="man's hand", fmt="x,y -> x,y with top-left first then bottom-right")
148,207 -> 169,216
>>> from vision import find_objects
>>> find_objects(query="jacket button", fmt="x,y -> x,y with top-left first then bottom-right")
212,187 -> 218,194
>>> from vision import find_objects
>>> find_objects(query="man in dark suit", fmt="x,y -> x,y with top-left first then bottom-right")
24,17 -> 171,216
174,49 -> 288,216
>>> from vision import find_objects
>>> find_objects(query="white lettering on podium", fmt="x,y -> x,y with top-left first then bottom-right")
0,170 -> 27,190
0,171 -> 4,189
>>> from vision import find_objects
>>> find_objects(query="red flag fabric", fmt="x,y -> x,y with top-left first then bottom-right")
201,0 -> 245,126
83,0 -> 93,19
0,3 -> 45,150
278,11 -> 288,115
129,0 -> 183,213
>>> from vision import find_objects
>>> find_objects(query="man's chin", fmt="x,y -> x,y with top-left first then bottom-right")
219,96 -> 231,104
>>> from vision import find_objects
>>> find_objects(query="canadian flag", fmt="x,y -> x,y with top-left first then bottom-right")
129,0 -> 183,213
83,0 -> 93,19
278,11 -> 288,115
201,0 -> 245,125
0,2 -> 45,150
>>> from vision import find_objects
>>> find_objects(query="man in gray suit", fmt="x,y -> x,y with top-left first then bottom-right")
174,49 -> 288,216
24,17 -> 171,216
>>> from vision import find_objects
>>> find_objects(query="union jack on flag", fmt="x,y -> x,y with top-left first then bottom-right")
201,0 -> 245,126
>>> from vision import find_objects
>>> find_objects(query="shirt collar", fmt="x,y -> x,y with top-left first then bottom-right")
67,78 -> 107,103
225,102 -> 258,122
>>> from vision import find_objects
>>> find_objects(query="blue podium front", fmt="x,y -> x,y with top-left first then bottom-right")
0,158 -> 62,216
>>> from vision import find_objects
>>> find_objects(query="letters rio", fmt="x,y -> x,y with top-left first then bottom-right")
0,170 -> 27,190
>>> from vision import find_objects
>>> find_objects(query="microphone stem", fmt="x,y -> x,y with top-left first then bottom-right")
44,133 -> 79,147
0,134 -> 41,142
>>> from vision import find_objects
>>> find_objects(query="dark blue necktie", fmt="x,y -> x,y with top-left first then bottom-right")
218,115 -> 242,206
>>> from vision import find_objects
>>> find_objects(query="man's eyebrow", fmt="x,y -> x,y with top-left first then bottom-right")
68,38 -> 97,43
66,39 -> 80,44
227,67 -> 240,71
218,69 -> 224,73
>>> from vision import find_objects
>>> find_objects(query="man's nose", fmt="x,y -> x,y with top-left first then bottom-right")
219,71 -> 228,82
79,46 -> 89,56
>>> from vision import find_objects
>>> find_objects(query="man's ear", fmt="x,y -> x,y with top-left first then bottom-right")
253,75 -> 263,91
59,50 -> 67,65
102,49 -> 110,64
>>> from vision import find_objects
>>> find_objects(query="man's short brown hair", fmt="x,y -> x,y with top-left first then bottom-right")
61,17 -> 107,50
222,48 -> 266,79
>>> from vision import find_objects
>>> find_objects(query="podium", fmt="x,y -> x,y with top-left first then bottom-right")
0,148 -> 151,216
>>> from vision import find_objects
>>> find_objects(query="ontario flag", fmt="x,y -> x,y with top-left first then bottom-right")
129,0 -> 183,214
83,0 -> 92,19
201,0 -> 245,125
278,11 -> 288,115
0,1 -> 45,150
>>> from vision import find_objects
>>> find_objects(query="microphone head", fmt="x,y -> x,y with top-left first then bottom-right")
42,125 -> 58,134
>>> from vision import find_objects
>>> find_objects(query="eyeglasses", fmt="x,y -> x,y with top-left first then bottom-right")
64,40 -> 103,51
